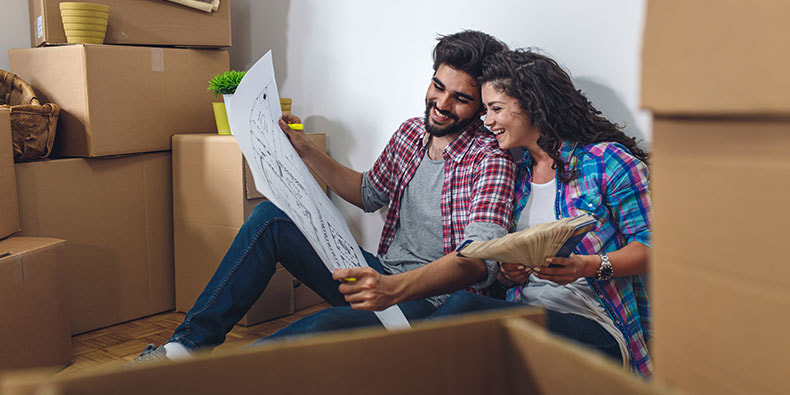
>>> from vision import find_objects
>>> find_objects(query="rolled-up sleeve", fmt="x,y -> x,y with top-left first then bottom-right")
464,152 -> 516,288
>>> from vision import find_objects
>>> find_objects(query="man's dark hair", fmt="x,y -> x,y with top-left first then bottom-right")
432,30 -> 507,80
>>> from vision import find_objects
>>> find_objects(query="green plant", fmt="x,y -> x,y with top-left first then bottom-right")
207,70 -> 247,96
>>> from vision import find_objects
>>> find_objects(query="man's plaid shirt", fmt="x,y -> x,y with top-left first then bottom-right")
365,117 -> 515,256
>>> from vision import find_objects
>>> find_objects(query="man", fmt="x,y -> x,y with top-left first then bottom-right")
134,30 -> 515,362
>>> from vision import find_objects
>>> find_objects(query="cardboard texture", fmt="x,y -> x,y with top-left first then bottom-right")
9,45 -> 229,157
0,109 -> 20,239
0,237 -> 70,371
0,309 -> 673,395
292,278 -> 324,311
14,153 -> 174,334
642,0 -> 790,115
29,0 -> 232,48
172,134 -> 326,325
652,117 -> 790,395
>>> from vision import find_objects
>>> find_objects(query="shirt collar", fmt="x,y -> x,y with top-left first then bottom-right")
421,118 -> 483,163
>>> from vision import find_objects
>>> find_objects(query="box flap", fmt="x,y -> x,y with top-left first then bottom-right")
0,237 -> 65,259
642,0 -> 790,115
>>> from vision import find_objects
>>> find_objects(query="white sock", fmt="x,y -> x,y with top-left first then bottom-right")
164,342 -> 193,360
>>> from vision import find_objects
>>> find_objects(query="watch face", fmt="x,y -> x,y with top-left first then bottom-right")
599,265 -> 613,280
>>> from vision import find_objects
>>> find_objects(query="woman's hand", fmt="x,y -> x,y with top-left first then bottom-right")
534,254 -> 596,285
499,262 -> 533,284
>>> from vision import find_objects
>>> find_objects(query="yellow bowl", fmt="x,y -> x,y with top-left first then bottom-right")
60,9 -> 109,18
63,22 -> 108,31
61,16 -> 108,25
59,2 -> 110,12
63,29 -> 106,38
66,36 -> 105,44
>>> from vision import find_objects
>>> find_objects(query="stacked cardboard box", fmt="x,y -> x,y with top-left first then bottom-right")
0,109 -> 20,238
643,1 -> 790,394
0,237 -> 70,371
0,309 -> 675,395
172,134 -> 328,325
15,153 -> 175,334
29,0 -> 232,48
3,0 -> 234,341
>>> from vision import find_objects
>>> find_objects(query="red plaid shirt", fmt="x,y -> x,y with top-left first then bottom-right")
366,117 -> 515,256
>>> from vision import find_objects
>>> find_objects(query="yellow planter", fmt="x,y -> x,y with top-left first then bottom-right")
212,102 -> 231,135
60,2 -> 109,44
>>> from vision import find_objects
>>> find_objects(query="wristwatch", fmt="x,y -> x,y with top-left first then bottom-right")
596,252 -> 613,281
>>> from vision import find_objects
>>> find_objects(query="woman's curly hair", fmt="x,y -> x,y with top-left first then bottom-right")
480,49 -> 648,183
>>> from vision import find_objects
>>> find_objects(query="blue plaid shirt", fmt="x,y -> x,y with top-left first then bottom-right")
509,141 -> 653,377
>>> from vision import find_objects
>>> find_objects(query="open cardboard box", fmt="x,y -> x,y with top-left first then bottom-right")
0,308 -> 673,395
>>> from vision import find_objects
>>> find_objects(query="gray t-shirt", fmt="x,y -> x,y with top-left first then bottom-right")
361,149 -> 503,307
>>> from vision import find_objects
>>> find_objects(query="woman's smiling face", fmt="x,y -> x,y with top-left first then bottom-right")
482,82 -> 541,150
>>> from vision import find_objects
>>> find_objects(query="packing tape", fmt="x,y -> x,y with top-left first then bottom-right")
151,48 -> 164,72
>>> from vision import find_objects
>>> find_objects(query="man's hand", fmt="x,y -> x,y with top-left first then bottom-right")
533,254 -> 595,285
278,114 -> 316,157
333,267 -> 400,311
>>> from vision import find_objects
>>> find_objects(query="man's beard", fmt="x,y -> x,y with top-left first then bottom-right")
424,101 -> 476,138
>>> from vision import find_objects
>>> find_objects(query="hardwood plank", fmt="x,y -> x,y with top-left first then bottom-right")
58,303 -> 330,376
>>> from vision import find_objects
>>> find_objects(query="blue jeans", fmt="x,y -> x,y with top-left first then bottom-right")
170,201 -> 437,350
430,291 -> 624,364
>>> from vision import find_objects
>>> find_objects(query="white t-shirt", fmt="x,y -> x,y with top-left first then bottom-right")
517,178 -> 629,366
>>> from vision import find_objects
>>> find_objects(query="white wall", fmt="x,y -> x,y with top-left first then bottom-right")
230,0 -> 650,252
0,1 -> 31,71
0,0 -> 649,252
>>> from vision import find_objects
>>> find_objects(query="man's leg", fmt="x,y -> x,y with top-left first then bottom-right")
250,298 -> 437,347
169,201 -> 351,351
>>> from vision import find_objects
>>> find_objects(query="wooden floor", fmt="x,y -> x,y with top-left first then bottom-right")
59,303 -> 330,376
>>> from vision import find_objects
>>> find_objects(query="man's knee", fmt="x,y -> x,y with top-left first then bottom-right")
248,201 -> 288,224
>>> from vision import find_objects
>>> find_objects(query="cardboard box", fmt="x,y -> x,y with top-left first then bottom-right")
29,0 -> 232,48
642,0 -> 790,115
9,45 -> 229,157
172,134 -> 327,325
0,109 -> 20,239
0,308 -> 674,395
14,153 -> 174,334
651,117 -> 790,395
0,237 -> 70,371
293,278 -> 325,311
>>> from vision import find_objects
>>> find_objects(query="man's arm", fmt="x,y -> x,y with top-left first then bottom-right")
279,117 -> 364,208
333,253 -> 488,311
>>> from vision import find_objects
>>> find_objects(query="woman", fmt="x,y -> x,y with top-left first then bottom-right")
433,49 -> 652,377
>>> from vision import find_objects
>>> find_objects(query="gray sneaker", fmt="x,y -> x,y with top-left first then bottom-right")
129,344 -> 170,365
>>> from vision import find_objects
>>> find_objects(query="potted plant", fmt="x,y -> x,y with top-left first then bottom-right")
208,70 -> 246,135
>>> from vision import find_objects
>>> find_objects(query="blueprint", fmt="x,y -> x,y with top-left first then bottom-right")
228,51 -> 410,330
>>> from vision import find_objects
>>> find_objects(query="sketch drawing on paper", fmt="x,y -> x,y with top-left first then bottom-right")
228,50 -> 410,329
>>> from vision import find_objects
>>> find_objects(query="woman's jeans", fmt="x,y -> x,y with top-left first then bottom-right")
431,291 -> 624,364
169,201 -> 437,350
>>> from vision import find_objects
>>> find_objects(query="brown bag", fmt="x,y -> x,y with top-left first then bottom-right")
0,70 -> 59,162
